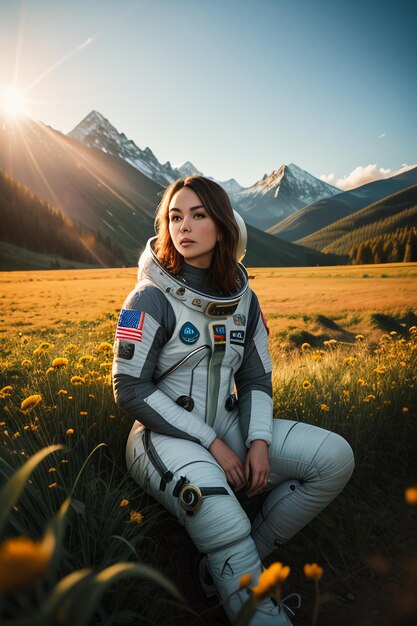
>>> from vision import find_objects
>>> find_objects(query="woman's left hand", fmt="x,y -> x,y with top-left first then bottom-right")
245,439 -> 270,497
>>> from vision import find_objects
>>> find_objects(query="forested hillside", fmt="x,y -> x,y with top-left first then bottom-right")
0,169 -> 125,267
296,184 -> 417,264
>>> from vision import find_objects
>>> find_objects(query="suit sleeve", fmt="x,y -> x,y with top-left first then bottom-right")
112,285 -> 217,449
234,290 -> 273,447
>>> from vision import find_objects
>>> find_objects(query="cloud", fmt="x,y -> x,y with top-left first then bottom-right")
335,163 -> 417,191
378,133 -> 386,139
320,173 -> 335,184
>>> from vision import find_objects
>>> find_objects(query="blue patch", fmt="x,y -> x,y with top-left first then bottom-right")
179,321 -> 200,345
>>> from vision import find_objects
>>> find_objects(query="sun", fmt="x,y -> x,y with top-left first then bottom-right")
2,87 -> 26,118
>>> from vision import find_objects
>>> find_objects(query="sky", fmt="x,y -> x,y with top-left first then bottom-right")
0,0 -> 416,189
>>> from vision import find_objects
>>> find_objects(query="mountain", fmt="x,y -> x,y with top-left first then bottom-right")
269,166 -> 417,243
0,168 -> 125,269
0,115 -> 160,264
68,110 -> 183,187
177,160 -> 204,178
244,223 -> 340,267
0,115 -> 340,269
232,163 -> 339,230
297,184 -> 417,258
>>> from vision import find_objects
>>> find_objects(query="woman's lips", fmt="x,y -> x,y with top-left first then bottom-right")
180,239 -> 195,247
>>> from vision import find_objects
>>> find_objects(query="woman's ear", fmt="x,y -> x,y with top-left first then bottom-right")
217,231 -> 223,242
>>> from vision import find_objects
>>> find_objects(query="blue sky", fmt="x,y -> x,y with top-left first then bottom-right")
1,0 -> 416,188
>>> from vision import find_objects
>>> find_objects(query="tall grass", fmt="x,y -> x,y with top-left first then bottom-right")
0,320 -> 416,624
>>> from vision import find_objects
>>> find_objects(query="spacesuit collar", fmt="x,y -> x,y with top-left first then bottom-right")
137,237 -> 249,318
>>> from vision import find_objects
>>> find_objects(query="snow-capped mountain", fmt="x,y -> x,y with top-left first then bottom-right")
233,163 -> 340,230
177,160 -> 204,178
68,110 -> 183,187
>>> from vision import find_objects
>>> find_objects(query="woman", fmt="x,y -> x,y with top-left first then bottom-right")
112,175 -> 354,625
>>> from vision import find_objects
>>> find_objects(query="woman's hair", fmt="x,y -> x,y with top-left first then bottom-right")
154,175 -> 241,294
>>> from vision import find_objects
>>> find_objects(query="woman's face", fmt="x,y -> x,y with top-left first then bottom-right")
168,186 -> 220,268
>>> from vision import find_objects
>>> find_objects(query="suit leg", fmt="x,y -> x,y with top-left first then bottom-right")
252,419 -> 355,560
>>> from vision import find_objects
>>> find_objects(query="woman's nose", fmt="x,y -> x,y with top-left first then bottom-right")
180,217 -> 191,232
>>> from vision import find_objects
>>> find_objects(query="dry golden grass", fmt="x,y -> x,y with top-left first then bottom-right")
1,263 -> 416,341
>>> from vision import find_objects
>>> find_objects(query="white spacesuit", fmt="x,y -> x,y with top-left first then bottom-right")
112,233 -> 355,625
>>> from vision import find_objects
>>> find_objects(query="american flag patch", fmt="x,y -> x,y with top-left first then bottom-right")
116,309 -> 145,342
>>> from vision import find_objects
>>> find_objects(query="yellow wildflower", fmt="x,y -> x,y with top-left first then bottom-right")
320,404 -> 330,412
302,380 -> 312,390
304,563 -> 324,580
79,411 -> 88,416
39,342 -> 53,350
21,394 -> 42,413
48,482 -> 57,489
357,378 -> 367,386
65,343 -> 78,351
354,334 -> 365,341
119,499 -> 129,508
52,357 -> 69,368
70,376 -> 85,386
48,467 -> 57,473
88,393 -> 95,398
45,367 -> 54,375
0,533 -> 55,593
399,361 -> 406,367
21,359 -> 32,367
130,511 -> 144,524
301,343 -> 311,351
363,394 -> 376,402
98,342 -> 113,353
20,336 -> 30,344
57,389 -> 68,395
323,339 -> 337,347
409,325 -> 417,332
251,562 -> 290,597
374,367 -> 386,374
0,385 -> 13,399
342,389 -> 350,396
100,361 -> 111,370
66,428 -> 75,436
60,459 -> 69,464
78,355 -> 94,364
343,357 -> 355,365
402,407 -> 409,413
240,573 -> 252,587
389,331 -> 397,336
405,487 -> 417,505
311,352 -> 322,361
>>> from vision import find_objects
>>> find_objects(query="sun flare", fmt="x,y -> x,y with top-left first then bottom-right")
2,87 -> 26,118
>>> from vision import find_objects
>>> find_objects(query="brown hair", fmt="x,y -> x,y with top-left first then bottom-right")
154,175 -> 241,294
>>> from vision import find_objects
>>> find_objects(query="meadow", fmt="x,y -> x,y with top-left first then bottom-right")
0,263 -> 416,625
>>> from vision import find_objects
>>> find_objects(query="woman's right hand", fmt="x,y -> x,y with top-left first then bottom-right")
209,438 -> 246,492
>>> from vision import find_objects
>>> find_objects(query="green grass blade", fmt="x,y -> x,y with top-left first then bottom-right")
69,442 -> 107,497
68,562 -> 185,626
38,569 -> 92,622
0,444 -> 63,535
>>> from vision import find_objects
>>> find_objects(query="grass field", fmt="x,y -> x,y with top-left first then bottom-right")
0,263 -> 416,625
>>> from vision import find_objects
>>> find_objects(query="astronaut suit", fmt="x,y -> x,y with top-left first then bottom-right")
112,235 -> 355,625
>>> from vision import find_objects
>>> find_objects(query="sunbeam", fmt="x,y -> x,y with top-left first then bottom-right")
23,36 -> 94,94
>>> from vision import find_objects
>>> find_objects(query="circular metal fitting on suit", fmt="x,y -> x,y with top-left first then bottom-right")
179,484 -> 202,514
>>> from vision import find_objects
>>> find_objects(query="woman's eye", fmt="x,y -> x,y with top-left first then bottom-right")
194,213 -> 205,219
171,216 -> 181,222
